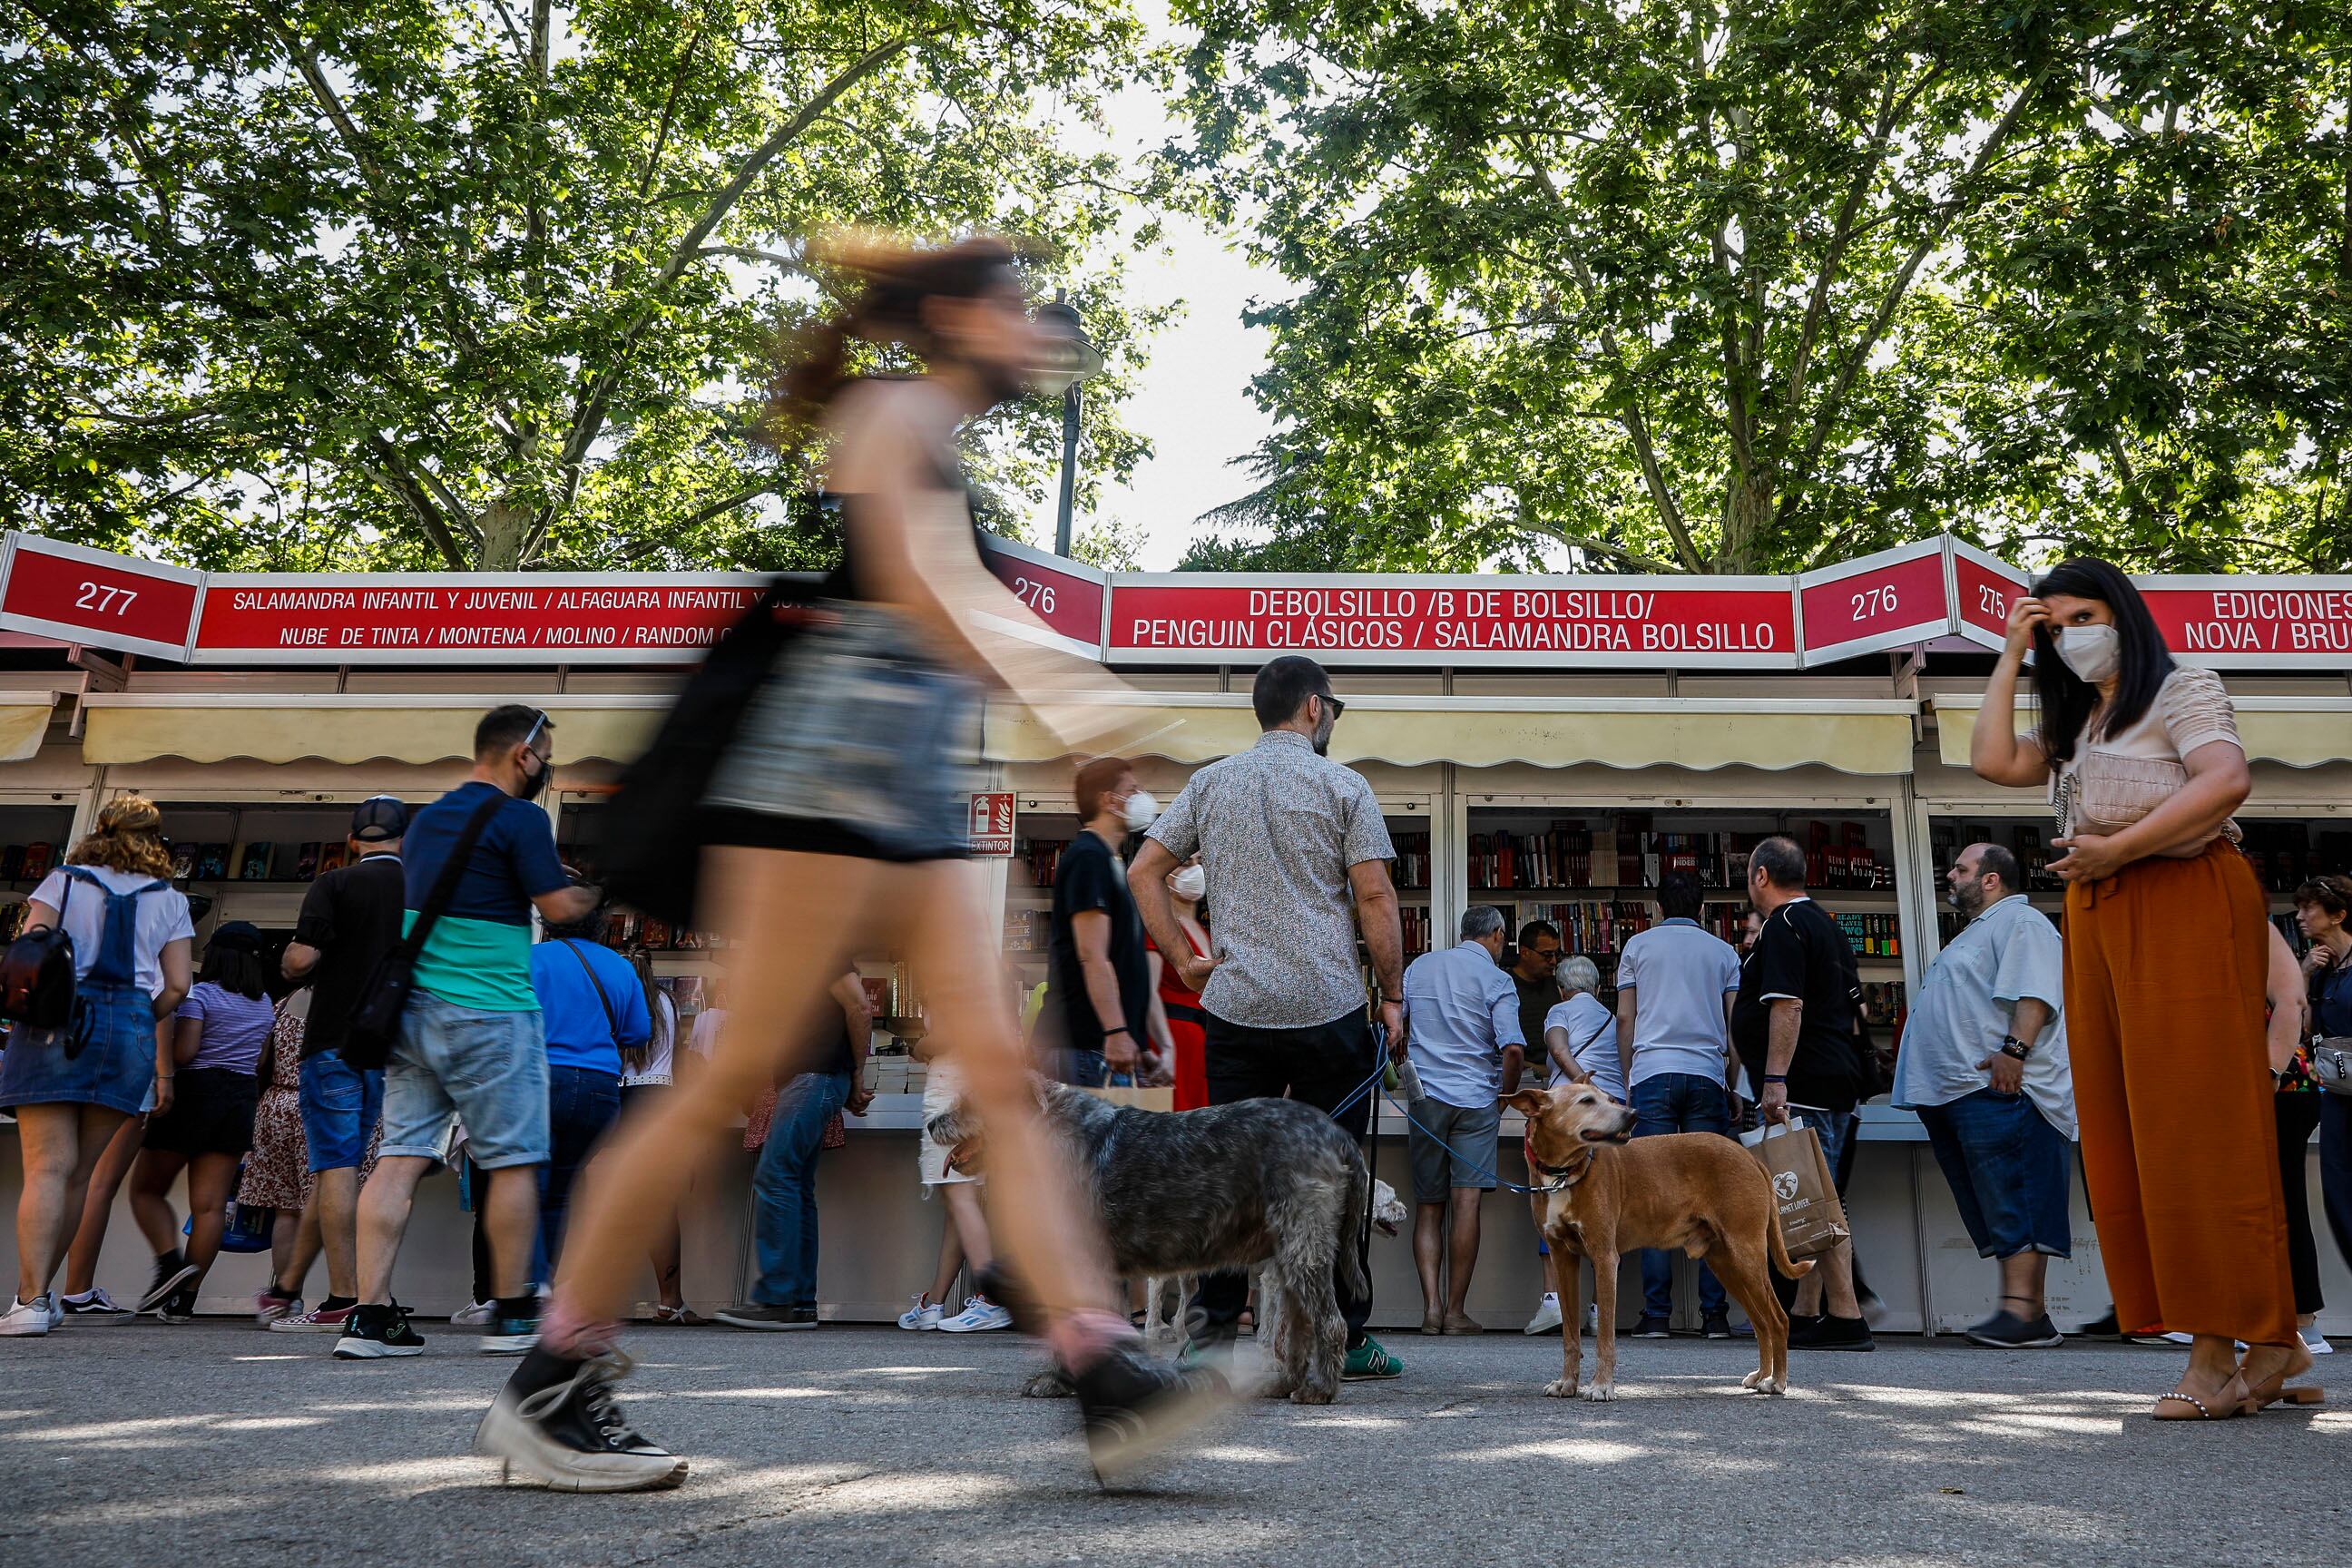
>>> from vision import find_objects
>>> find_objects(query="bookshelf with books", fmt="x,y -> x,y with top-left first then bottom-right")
1467,806 -> 1908,1009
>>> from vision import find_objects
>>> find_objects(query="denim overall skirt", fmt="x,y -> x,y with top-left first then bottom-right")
0,867 -> 166,1116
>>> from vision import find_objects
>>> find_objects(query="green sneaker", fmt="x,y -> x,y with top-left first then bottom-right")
1342,1336 -> 1404,1381
1176,1335 -> 1235,1374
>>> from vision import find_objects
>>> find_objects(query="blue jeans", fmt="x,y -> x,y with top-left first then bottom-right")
378,991 -> 547,1168
1632,1073 -> 1731,1319
750,1071 -> 850,1308
298,1052 -> 384,1172
538,1066 -> 622,1273
1918,1089 -> 2071,1259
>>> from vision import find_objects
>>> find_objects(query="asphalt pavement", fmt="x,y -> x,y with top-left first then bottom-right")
3,1318 -> 2346,1566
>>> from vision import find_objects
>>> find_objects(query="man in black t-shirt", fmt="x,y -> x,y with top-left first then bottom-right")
270,795 -> 409,1330
1046,757 -> 1155,1087
1732,834 -> 1871,1351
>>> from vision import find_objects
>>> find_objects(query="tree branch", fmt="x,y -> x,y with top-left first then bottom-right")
268,23 -> 390,196
673,477 -> 779,533
361,437 -> 473,567
558,34 -> 933,480
1503,514 -> 1679,573
1511,137 -> 1708,572
1778,64 -> 2056,534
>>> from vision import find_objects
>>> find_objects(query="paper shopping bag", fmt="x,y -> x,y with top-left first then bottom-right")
1740,1116 -> 1850,1261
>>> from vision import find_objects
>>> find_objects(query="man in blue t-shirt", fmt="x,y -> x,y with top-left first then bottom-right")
340,705 -> 600,1359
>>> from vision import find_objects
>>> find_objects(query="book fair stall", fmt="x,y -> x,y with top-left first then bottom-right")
2,529 -> 2349,1333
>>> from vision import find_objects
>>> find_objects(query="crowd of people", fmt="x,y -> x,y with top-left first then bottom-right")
4,234 -> 2346,1494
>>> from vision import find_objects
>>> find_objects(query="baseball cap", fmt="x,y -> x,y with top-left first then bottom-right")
209,920 -> 264,952
351,796 -> 409,843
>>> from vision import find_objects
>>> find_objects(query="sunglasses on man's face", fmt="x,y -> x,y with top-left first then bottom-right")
1319,693 -> 1346,720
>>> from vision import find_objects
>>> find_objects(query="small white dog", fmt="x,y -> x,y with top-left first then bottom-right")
1141,1177 -> 1407,1344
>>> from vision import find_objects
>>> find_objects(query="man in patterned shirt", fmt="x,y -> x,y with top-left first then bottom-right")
1131,655 -> 1409,1382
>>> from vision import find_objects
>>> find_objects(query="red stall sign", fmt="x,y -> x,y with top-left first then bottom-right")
2138,578 -> 2352,668
1797,540 -> 1954,666
191,573 -> 766,664
0,534 -> 203,660
968,792 -> 1017,857
1105,575 -> 1799,666
979,535 -> 1106,657
1949,539 -> 2030,652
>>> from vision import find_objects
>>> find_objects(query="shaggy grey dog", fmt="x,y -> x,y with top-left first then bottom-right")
926,1081 -> 1372,1405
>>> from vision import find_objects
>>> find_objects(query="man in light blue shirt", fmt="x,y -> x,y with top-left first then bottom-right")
1614,871 -> 1743,1339
1894,842 -> 2072,1349
1401,906 -> 1525,1335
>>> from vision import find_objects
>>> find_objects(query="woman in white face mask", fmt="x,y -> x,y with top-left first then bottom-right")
1144,856 -> 1212,1112
1972,556 -> 2307,1421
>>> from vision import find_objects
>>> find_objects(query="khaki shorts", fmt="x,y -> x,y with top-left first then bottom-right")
918,1061 -> 976,1190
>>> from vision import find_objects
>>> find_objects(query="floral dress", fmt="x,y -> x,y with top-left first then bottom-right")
237,1003 -> 309,1210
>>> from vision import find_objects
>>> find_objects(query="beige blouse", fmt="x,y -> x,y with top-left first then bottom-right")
2053,666 -> 2243,851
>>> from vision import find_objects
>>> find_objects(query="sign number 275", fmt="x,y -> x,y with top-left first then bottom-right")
75,581 -> 140,617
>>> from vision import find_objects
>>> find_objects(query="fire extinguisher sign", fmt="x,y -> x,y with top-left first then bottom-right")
968,793 -> 1016,857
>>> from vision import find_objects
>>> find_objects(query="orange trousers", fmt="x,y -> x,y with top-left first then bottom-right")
2065,839 -> 2295,1346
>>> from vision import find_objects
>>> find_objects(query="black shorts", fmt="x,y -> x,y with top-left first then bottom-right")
144,1066 -> 259,1158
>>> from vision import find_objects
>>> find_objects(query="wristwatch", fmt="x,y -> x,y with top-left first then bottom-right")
1999,1035 -> 2033,1062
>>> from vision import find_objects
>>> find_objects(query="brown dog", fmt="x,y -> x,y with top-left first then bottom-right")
1508,1074 -> 1812,1401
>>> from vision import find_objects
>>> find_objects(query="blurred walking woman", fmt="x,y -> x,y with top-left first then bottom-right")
0,797 -> 193,1336
476,236 -> 1219,1491
1973,558 -> 2307,1418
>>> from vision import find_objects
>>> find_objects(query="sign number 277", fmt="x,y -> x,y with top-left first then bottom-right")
74,581 -> 139,617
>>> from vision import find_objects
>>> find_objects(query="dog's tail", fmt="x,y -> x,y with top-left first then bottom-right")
1338,1154 -> 1373,1302
1766,1199 -> 1814,1281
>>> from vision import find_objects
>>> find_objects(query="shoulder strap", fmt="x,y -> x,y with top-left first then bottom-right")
556,938 -> 622,1041
398,789 -> 511,964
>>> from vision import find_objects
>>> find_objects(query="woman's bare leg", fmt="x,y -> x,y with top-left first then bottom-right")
63,1112 -> 144,1296
127,1149 -> 188,1257
942,1181 -> 993,1280
545,848 -> 879,1338
182,1152 -> 240,1279
926,1210 -> 967,1306
15,1105 -> 83,1300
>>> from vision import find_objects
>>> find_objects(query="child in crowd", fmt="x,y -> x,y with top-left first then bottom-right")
899,1036 -> 1010,1333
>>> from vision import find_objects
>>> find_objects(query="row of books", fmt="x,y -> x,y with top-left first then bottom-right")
1391,833 -> 1432,890
1467,821 -> 1892,892
167,841 -> 343,882
0,843 -> 58,882
1835,913 -> 1903,958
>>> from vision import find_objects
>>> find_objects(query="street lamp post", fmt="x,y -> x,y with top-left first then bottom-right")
1034,292 -> 1102,560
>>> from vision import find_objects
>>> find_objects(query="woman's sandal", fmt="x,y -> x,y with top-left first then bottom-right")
2151,1372 -> 2259,1421
2240,1342 -> 2325,1410
651,1304 -> 710,1327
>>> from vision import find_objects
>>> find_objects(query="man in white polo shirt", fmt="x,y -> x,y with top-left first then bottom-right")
1614,870 -> 1743,1339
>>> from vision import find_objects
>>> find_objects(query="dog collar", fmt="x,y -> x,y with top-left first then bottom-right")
1524,1132 -> 1596,1194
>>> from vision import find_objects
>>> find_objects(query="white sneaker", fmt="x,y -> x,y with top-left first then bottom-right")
897,1294 -> 943,1331
2302,1326 -> 2335,1356
1524,1295 -> 1563,1335
450,1298 -> 497,1327
936,1296 -> 1013,1333
1,1296 -> 54,1337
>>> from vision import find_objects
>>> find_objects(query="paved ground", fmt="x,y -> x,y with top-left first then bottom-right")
3,1320 -> 2347,1566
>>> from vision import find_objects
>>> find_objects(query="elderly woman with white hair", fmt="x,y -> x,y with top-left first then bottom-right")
1544,956 -> 1625,1102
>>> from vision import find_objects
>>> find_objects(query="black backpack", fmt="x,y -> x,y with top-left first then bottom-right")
0,914 -> 80,1042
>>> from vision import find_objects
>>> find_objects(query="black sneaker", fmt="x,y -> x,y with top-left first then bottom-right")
713,1303 -> 818,1330
137,1252 -> 199,1313
1700,1310 -> 1734,1340
156,1283 -> 199,1324
2078,1307 -> 2123,1339
1788,1313 -> 1876,1351
1965,1310 -> 2063,1348
1630,1315 -> 1671,1339
1071,1343 -> 1233,1484
334,1302 -> 426,1358
475,1351 -> 686,1493
479,1314 -> 540,1356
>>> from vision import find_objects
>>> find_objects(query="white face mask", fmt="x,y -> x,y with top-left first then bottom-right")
2056,623 -> 2120,683
1171,866 -> 1207,902
1120,789 -> 1161,832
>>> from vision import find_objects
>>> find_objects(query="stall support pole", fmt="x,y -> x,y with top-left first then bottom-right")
1433,763 -> 1467,965
67,765 -> 107,846
1892,777 -> 1940,982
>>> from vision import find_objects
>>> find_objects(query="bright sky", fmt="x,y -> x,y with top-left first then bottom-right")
1015,5 -> 1279,570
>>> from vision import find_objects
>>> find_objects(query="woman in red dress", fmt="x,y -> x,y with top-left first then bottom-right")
1144,855 -> 1211,1111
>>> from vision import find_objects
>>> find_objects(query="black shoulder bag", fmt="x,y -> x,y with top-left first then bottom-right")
341,790 -> 509,1070
599,578 -> 818,927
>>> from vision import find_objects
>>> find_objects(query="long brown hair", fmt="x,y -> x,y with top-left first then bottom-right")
622,947 -> 671,1074
66,795 -> 175,878
760,233 -> 1033,440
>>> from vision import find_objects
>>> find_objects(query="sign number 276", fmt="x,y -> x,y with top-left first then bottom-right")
75,581 -> 139,617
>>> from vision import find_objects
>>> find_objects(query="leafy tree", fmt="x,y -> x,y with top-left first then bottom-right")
1168,1 -> 2351,574
1,0 -> 1170,571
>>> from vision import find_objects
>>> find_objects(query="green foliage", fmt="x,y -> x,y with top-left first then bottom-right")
1168,1 -> 2351,574
1,0 -> 1171,570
